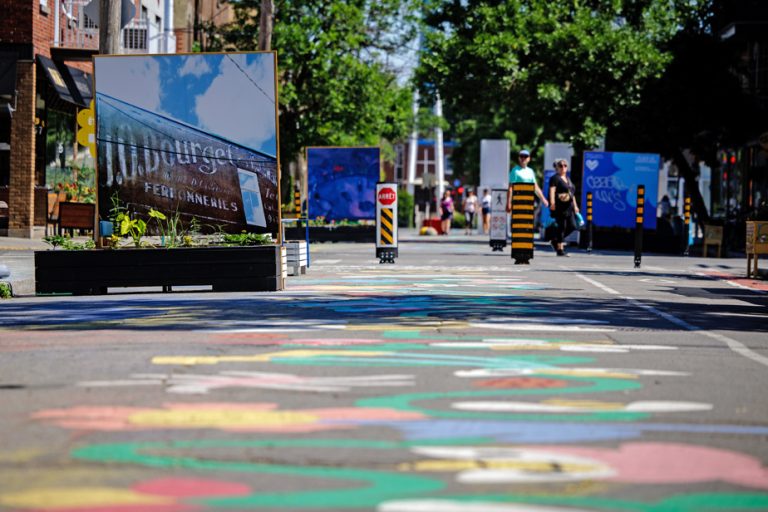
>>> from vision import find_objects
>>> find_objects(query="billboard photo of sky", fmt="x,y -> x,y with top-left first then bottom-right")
94,52 -> 280,234
307,147 -> 380,221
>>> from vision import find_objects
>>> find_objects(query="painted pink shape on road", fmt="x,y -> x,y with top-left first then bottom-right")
549,442 -> 768,489
133,477 -> 251,497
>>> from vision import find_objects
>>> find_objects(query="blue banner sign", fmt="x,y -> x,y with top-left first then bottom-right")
582,151 -> 660,229
307,147 -> 380,221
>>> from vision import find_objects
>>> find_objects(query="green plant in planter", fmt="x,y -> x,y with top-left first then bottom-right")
221,231 -> 273,246
0,282 -> 12,299
116,211 -> 148,247
43,235 -> 68,249
148,208 -> 184,248
43,235 -> 95,250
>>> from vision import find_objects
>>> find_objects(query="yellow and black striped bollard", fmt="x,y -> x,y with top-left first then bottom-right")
511,182 -> 535,264
294,188 -> 302,215
586,192 -> 593,254
376,183 -> 398,263
683,195 -> 691,256
634,185 -> 645,268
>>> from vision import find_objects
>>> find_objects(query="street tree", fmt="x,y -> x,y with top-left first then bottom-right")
417,0 -> 706,181
205,0 -> 420,200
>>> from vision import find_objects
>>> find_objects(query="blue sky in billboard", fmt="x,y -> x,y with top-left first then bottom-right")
95,53 -> 276,157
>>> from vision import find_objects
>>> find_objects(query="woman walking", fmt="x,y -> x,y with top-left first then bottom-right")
548,159 -> 580,256
440,190 -> 454,235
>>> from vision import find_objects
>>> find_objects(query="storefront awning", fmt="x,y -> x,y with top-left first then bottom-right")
37,55 -> 92,108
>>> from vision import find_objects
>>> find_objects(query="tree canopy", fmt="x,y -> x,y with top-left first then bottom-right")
417,0 -> 707,177
206,0 -> 420,173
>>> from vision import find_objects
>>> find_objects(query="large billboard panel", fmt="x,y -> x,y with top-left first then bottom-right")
582,151 -> 660,230
306,147 -> 380,221
94,52 -> 280,234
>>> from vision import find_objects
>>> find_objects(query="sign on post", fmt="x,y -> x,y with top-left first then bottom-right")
376,183 -> 398,263
489,189 -> 508,251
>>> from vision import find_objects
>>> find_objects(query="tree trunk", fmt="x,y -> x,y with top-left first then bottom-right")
99,0 -> 122,54
258,0 -> 274,51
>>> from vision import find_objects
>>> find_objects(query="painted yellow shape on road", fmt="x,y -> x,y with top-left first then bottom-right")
0,487 -> 171,509
129,409 -> 318,429
543,399 -> 624,410
153,349 -> 389,365
398,459 -> 600,474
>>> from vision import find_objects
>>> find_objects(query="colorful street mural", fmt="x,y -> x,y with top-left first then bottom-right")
2,263 -> 768,511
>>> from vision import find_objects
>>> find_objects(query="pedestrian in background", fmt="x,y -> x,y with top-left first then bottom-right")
481,188 -> 492,234
548,158 -> 580,256
506,149 -> 549,212
463,190 -> 478,235
440,190 -> 454,235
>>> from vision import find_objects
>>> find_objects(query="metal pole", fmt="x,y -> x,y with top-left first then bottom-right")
434,94 -> 445,202
586,192 -> 593,254
634,185 -> 645,268
406,91 -> 419,196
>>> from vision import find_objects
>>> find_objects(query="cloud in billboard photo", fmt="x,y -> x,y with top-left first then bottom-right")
96,53 -> 276,157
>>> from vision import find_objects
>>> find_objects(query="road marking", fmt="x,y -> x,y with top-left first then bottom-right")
575,273 -> 768,369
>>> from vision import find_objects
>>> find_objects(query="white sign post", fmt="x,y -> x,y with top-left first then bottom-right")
489,188 -> 508,251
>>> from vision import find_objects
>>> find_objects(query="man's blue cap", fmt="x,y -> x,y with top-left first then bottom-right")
519,149 -> 530,157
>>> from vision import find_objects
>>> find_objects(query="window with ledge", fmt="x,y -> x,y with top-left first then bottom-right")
123,28 -> 148,50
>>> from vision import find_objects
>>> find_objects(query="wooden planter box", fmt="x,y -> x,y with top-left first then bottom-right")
284,225 -> 375,243
35,245 -> 284,295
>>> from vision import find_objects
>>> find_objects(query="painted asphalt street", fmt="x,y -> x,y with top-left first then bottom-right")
1,234 -> 767,511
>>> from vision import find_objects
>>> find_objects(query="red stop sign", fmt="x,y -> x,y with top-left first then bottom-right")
378,187 -> 396,206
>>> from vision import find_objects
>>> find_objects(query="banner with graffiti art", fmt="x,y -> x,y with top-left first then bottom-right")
306,147 -> 380,221
581,151 -> 660,230
94,52 -> 280,234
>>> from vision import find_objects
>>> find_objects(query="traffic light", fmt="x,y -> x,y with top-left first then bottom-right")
457,186 -> 464,195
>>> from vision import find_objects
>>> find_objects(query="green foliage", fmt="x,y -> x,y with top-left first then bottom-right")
43,235 -> 68,250
149,208 -> 184,248
451,211 -> 466,229
116,211 -> 148,248
0,282 -> 11,299
397,188 -> 414,228
204,0 -> 419,173
43,235 -> 95,250
219,232 -> 274,246
418,0 -> 705,170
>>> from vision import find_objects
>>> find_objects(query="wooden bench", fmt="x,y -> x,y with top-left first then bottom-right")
747,221 -> 768,278
58,202 -> 95,236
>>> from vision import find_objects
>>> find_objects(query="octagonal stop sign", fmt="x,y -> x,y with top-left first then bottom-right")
378,187 -> 396,206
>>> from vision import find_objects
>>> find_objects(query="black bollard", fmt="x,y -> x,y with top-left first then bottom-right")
634,185 -> 645,268
586,192 -> 593,254
682,195 -> 691,256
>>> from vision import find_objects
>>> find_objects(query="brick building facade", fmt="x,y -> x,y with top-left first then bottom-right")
1,0 -> 174,237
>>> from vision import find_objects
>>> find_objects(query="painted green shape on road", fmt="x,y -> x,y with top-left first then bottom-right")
356,376 -> 644,422
72,439 -> 444,509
